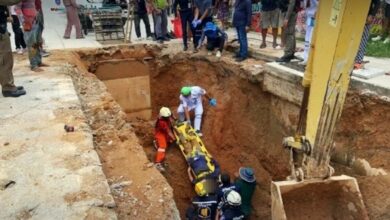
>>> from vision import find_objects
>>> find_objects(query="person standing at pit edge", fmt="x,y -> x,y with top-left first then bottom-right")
192,0 -> 213,52
232,0 -> 252,62
0,1 -> 26,97
154,107 -> 176,172
63,0 -> 84,39
276,0 -> 302,63
173,0 -> 196,51
177,86 -> 217,137
235,167 -> 256,218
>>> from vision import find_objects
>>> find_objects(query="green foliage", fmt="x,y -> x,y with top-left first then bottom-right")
366,40 -> 390,58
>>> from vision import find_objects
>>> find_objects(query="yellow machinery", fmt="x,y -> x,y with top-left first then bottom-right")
271,1 -> 371,219
173,121 -> 218,183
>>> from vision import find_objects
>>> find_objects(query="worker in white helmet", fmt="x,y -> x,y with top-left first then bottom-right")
154,107 -> 176,172
215,189 -> 244,220
177,86 -> 217,137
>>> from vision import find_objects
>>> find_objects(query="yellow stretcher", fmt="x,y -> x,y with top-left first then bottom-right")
173,121 -> 216,181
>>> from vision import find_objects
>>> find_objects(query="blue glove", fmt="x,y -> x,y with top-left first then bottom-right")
192,19 -> 201,28
209,98 -> 217,107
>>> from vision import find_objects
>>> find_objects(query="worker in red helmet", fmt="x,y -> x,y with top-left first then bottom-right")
154,107 -> 176,172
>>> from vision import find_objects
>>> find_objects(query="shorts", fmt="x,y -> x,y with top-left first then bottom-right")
261,9 -> 280,29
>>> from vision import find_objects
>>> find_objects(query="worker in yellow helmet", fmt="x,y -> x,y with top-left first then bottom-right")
185,181 -> 218,220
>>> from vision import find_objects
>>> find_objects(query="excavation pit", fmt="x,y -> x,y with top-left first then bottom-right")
71,46 -> 390,219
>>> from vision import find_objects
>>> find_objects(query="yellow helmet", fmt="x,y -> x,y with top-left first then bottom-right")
194,182 -> 207,196
159,107 -> 171,117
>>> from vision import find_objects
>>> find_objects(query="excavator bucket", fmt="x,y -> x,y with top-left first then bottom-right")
271,175 -> 368,220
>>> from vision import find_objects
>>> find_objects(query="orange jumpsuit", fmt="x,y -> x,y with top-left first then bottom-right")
154,117 -> 174,163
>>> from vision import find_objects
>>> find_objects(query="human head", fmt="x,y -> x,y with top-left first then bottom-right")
223,190 -> 241,206
239,167 -> 256,183
195,182 -> 207,196
181,86 -> 191,97
219,173 -> 231,186
159,107 -> 171,118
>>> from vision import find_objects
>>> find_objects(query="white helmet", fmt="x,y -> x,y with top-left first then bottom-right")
159,107 -> 171,117
224,190 -> 241,206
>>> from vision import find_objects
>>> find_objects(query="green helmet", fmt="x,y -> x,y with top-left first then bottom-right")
181,87 -> 191,96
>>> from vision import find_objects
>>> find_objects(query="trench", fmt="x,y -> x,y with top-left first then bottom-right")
73,46 -> 390,219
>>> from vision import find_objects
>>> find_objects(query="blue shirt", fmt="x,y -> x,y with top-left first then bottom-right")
232,0 -> 252,27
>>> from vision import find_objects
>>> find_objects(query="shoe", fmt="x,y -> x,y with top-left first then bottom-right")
193,48 -> 199,53
272,42 -> 278,49
76,36 -> 85,39
216,50 -> 221,58
163,37 -> 170,41
158,38 -> 164,44
155,163 -> 166,172
146,36 -> 153,40
183,46 -> 188,51
276,55 -> 294,63
372,36 -> 382,42
41,50 -> 50,57
384,37 -> 390,44
17,86 -> 24,90
136,37 -> 143,41
195,130 -> 203,137
16,48 -> 23,54
260,43 -> 266,49
235,57 -> 247,62
2,89 -> 26,97
233,54 -> 240,58
298,60 -> 307,65
207,51 -> 212,56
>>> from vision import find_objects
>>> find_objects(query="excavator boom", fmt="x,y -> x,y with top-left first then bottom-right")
272,0 -> 371,219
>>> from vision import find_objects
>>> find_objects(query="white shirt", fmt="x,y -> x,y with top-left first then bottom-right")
179,86 -> 206,109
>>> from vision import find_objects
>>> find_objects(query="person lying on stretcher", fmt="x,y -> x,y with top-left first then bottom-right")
187,151 -> 221,185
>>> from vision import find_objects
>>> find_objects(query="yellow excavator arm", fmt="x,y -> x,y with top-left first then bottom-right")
283,0 -> 371,180
272,1 -> 372,219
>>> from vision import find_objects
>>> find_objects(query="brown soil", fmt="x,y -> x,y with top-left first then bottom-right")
70,46 -> 390,219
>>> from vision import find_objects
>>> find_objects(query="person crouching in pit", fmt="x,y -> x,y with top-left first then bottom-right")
154,107 -> 176,172
197,22 -> 227,58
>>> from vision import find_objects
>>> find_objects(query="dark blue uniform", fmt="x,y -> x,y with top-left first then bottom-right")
219,206 -> 244,220
216,183 -> 240,203
186,195 -> 218,220
173,0 -> 195,49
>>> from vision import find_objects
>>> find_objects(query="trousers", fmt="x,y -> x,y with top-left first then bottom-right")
177,103 -> 204,131
134,13 -> 152,38
64,6 -> 82,38
284,12 -> 298,57
24,22 -> 42,69
0,32 -> 16,91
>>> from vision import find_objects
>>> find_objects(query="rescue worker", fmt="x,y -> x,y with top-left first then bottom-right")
192,0 -> 213,51
63,0 -> 83,39
197,21 -> 227,58
215,189 -> 245,220
0,0 -> 26,97
216,173 -> 240,203
154,107 -> 176,172
177,86 -> 217,137
234,167 -> 256,218
185,182 -> 218,220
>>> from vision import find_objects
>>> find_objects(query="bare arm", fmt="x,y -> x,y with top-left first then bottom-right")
194,7 -> 199,19
199,8 -> 210,20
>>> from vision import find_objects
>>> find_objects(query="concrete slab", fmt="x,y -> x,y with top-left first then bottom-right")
352,67 -> 386,79
0,65 -> 117,219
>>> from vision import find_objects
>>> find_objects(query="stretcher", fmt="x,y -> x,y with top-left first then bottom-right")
173,121 -> 217,181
